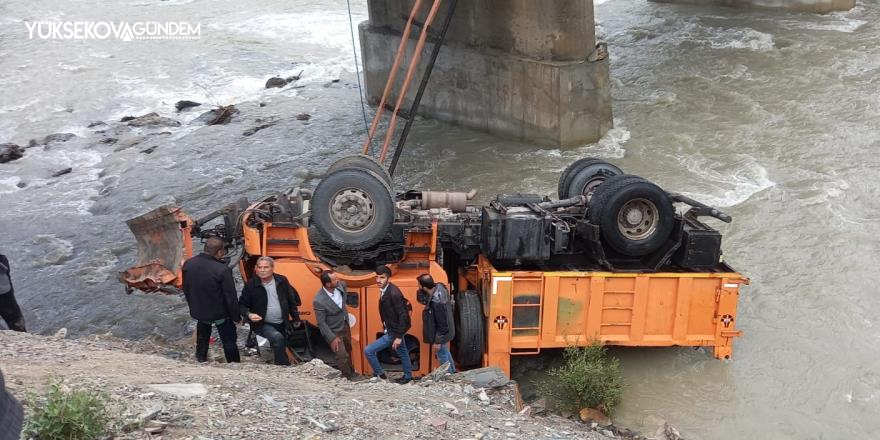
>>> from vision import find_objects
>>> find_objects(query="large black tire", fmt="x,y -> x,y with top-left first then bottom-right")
455,290 -> 485,368
326,154 -> 393,187
558,158 -> 624,200
588,174 -> 674,257
311,168 -> 394,250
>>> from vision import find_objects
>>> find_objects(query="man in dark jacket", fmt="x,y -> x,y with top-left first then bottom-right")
0,254 -> 26,332
238,256 -> 301,366
0,370 -> 23,440
364,265 -> 413,383
181,237 -> 240,363
417,274 -> 456,373
312,270 -> 355,378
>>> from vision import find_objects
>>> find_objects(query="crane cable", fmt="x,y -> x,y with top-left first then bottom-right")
346,0 -> 370,133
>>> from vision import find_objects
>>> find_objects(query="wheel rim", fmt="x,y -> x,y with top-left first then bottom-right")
581,176 -> 607,202
329,187 -> 375,232
616,198 -> 658,241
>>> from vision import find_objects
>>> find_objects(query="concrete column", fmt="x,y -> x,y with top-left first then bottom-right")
360,0 -> 613,147
650,0 -> 854,12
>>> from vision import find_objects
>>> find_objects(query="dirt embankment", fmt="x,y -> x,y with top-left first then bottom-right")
0,331 -> 640,440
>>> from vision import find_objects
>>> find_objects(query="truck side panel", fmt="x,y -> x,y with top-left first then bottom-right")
484,259 -> 745,375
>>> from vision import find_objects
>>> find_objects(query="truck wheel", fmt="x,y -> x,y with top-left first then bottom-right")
455,290 -> 485,368
326,154 -> 393,187
588,174 -> 674,257
311,168 -> 394,250
558,158 -> 623,201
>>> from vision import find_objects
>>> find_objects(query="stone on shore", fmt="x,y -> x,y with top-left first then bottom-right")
0,143 -> 24,163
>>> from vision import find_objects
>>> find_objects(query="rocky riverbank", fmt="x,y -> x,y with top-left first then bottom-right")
0,331 -> 686,440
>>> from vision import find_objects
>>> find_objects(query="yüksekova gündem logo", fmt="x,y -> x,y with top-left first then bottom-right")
25,21 -> 201,41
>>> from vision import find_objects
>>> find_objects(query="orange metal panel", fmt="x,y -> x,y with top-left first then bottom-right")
242,223 -> 261,256
483,266 -> 746,376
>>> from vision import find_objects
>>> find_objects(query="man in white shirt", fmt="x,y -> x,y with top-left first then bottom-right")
313,270 -> 355,378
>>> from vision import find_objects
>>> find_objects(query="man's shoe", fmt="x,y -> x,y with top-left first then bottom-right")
394,377 -> 412,385
378,373 -> 388,380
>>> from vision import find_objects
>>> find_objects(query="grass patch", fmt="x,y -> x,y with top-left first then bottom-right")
535,342 -> 624,414
23,378 -> 114,440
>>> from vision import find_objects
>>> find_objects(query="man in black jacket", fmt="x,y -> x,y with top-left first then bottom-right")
417,274 -> 456,373
239,256 -> 301,366
0,254 -> 26,332
364,265 -> 413,383
181,237 -> 240,363
0,370 -> 23,440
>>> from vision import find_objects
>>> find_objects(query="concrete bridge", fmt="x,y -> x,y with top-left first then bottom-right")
358,0 -> 854,147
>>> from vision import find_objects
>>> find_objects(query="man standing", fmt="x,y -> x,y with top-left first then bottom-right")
312,270 -> 355,379
417,274 -> 456,373
0,370 -> 23,440
239,257 -> 301,366
364,265 -> 413,384
0,254 -> 26,332
181,237 -> 240,363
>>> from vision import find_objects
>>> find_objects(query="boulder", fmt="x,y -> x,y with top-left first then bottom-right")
459,367 -> 510,388
193,105 -> 238,125
0,143 -> 24,163
126,112 -> 181,128
655,422 -> 684,440
146,383 -> 208,398
578,408 -> 611,427
265,77 -> 287,88
175,100 -> 201,111
51,167 -> 72,178
27,133 -> 78,149
45,133 -> 77,143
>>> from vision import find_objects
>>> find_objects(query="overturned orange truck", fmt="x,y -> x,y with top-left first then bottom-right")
120,157 -> 747,377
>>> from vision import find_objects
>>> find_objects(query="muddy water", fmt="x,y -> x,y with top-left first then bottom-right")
1,0 -> 879,438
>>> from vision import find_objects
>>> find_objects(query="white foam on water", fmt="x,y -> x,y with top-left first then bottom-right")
0,97 -> 41,115
31,234 -> 75,267
707,28 -> 775,51
676,153 -> 775,208
778,9 -> 867,34
574,125 -> 630,160
79,249 -> 119,285
667,21 -> 775,52
227,12 -> 366,51
0,176 -> 22,195
7,147 -> 105,216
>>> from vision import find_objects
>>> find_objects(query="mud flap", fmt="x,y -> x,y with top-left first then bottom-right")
117,205 -> 193,293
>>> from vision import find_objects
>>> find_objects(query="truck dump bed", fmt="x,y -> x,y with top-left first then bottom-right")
479,256 -> 746,374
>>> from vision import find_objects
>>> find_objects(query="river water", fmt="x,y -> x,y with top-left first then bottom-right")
1,0 -> 878,438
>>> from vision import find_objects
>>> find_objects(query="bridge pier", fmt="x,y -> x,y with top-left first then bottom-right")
650,0 -> 854,12
359,0 -> 613,147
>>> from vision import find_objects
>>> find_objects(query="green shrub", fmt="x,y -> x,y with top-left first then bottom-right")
535,342 -> 623,414
23,379 -> 113,440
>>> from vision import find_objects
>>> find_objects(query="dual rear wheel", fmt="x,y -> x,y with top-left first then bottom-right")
558,158 -> 675,257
